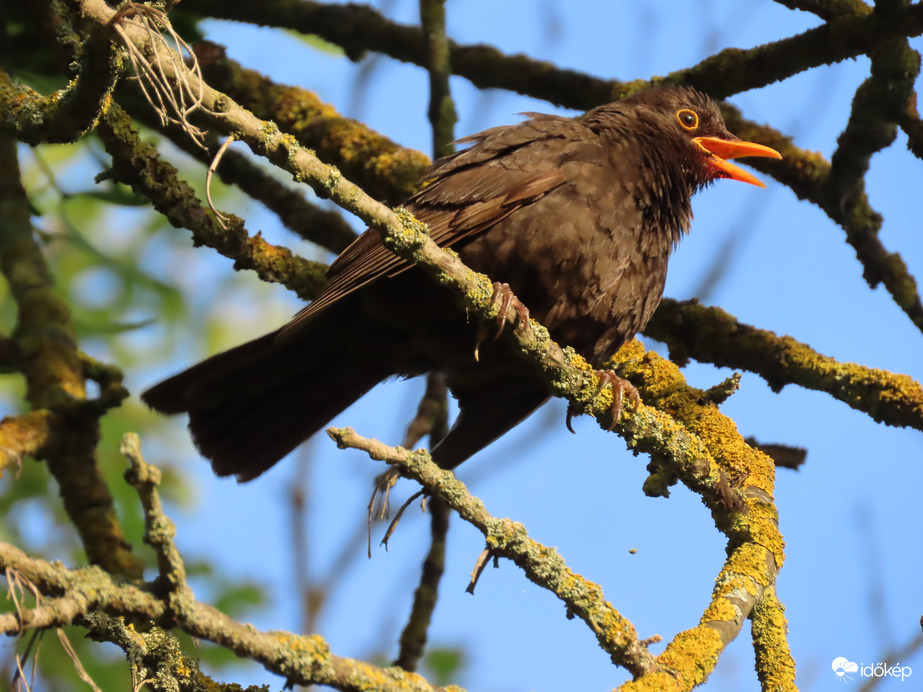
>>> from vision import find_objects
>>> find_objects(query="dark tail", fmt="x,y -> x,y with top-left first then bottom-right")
142,310 -> 391,481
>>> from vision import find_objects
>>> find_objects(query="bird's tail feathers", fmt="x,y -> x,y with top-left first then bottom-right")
142,318 -> 390,481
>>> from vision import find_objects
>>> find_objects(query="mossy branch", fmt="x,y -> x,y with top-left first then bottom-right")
327,426 -> 660,677
96,104 -> 329,301
0,23 -> 120,144
719,103 -> 923,336
0,436 -> 463,692
191,40 -> 431,206
646,298 -> 923,432
0,132 -> 141,577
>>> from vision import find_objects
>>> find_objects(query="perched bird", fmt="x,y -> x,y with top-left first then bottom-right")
143,87 -> 781,482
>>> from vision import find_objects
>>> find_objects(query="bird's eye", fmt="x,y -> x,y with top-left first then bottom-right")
676,109 -> 699,130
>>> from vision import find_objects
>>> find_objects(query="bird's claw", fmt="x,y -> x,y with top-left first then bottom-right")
474,282 -> 530,362
566,371 -> 641,432
596,370 -> 640,429
490,282 -> 531,338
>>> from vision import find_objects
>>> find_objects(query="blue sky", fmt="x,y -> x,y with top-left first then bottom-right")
103,2 -> 923,690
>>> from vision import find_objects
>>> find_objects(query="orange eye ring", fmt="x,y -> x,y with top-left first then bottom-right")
676,109 -> 699,130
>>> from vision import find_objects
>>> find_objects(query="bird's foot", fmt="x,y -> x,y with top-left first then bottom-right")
474,282 -> 531,362
490,281 -> 531,337
565,370 -> 641,432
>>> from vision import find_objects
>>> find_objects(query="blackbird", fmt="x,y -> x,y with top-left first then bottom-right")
143,87 -> 781,481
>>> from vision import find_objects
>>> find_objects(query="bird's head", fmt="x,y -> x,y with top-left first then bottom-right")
616,87 -> 783,188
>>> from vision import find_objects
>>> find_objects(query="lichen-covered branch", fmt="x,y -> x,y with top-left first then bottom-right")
329,409 -> 787,691
96,104 -> 329,301
165,127 -> 358,253
122,96 -> 359,254
183,0 -> 923,107
590,341 -> 788,688
750,585 -> 798,692
0,436 -> 462,691
719,103 -> 923,336
191,40 -> 431,206
646,298 -> 923,432
772,0 -> 871,21
619,542 -> 786,690
0,132 -> 141,577
0,539 -> 459,691
327,426 -> 660,677
0,23 -> 120,144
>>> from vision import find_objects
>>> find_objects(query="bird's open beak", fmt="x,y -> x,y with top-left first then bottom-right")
692,136 -> 782,188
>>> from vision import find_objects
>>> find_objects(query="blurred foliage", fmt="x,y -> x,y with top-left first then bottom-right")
422,647 -> 467,687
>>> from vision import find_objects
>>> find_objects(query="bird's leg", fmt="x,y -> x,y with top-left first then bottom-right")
565,370 -> 641,433
474,282 -> 531,362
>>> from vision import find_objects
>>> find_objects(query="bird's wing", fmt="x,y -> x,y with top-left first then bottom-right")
279,114 -> 583,336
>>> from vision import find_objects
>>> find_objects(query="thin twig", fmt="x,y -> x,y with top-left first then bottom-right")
110,3 -> 216,149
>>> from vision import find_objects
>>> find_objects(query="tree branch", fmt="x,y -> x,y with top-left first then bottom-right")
646,298 -> 923,432
821,36 -> 923,331
327,426 -> 660,677
772,0 -> 872,21
183,0 -> 923,106
0,435 -> 461,691
750,585 -> 798,691
0,23 -> 119,144
127,112 -> 359,253
192,40 -> 431,206
719,103 -> 923,336
96,104 -> 329,301
0,132 -> 141,578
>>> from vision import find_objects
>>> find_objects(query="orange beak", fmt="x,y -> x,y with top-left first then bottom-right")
692,136 -> 782,188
